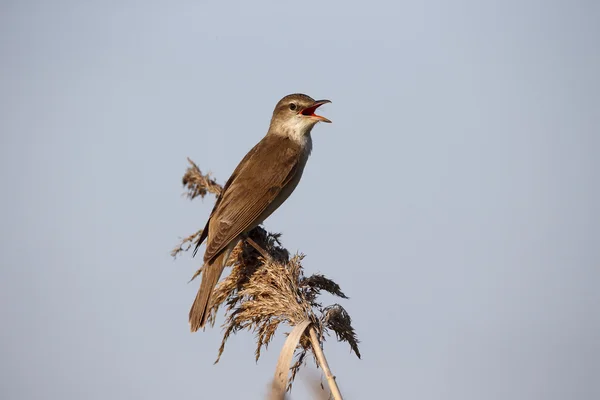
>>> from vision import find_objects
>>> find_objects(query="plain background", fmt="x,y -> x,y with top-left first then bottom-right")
1,1 -> 598,399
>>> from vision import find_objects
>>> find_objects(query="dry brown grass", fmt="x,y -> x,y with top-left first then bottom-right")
173,158 -> 360,398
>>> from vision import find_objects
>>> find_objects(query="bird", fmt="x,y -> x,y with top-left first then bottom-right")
189,93 -> 331,331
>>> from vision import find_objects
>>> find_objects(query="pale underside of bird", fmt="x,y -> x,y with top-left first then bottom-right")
189,93 -> 331,332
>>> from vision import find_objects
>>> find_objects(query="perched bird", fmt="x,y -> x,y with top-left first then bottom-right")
189,93 -> 331,331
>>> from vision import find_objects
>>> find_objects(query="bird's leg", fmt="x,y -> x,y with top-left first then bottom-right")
243,235 -> 272,262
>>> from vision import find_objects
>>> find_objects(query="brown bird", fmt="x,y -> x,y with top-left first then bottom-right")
189,93 -> 331,331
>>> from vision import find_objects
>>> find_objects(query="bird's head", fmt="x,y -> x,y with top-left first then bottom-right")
268,93 -> 331,140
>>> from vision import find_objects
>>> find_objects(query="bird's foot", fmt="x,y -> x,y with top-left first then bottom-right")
243,235 -> 273,263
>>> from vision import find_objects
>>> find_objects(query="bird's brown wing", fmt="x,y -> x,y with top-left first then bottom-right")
192,140 -> 263,257
202,135 -> 302,264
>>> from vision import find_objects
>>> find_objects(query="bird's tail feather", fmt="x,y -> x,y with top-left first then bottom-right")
189,254 -> 225,332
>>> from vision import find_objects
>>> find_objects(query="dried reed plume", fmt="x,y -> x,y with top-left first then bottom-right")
173,159 -> 360,400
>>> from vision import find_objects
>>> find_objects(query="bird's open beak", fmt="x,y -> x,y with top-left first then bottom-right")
300,99 -> 332,123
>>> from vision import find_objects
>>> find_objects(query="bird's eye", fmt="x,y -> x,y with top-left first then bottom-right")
289,103 -> 297,111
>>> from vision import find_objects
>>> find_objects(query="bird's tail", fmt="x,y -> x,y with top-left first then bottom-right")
189,253 -> 225,332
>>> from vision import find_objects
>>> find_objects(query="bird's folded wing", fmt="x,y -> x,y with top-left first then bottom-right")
203,137 -> 301,263
192,140 -> 263,257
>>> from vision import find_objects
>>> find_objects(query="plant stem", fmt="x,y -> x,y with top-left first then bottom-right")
309,327 -> 343,400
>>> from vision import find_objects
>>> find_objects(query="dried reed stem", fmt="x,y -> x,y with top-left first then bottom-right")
174,158 -> 360,398
309,327 -> 343,400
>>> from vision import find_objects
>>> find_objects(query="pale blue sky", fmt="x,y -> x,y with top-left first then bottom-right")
1,1 -> 598,399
